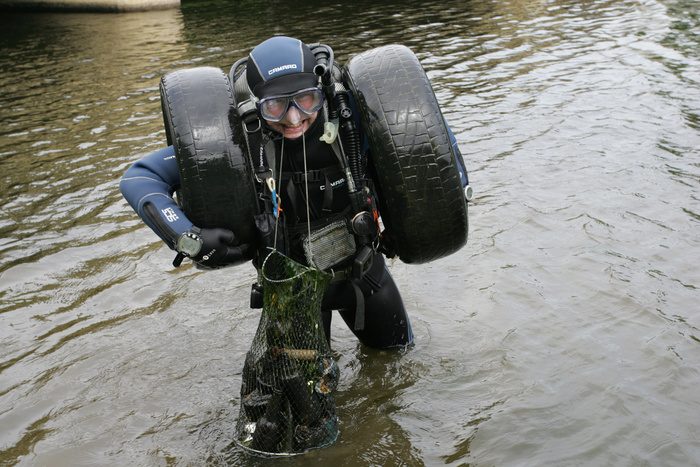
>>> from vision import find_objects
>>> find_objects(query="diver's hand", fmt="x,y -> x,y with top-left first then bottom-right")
194,228 -> 253,268
378,230 -> 398,259
174,227 -> 252,269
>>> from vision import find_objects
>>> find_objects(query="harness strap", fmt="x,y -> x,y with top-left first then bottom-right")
285,177 -> 300,222
329,268 -> 366,331
291,170 -> 323,184
351,281 -> 365,330
282,167 -> 336,216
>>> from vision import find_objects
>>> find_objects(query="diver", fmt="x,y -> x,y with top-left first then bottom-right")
120,36 -> 469,350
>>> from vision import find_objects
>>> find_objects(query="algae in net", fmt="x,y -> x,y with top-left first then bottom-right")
236,251 -> 338,455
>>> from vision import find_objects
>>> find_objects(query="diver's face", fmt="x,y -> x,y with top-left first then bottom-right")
259,87 -> 322,139
265,105 -> 318,139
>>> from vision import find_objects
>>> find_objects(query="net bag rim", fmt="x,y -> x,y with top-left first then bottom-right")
261,250 -> 331,284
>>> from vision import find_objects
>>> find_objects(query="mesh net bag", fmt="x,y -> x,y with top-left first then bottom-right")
236,251 -> 339,455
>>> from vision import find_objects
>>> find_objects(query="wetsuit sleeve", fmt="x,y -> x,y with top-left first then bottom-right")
119,146 -> 194,249
446,123 -> 469,187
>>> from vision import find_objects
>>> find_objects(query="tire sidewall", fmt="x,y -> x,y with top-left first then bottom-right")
159,66 -> 258,247
343,45 -> 468,264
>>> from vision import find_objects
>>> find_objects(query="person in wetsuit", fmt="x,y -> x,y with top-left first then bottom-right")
120,36 -> 468,349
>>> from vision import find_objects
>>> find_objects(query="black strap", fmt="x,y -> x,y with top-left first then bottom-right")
321,174 -> 332,214
328,268 -> 366,331
352,280 -> 365,330
291,170 -> 323,184
283,169 -> 335,219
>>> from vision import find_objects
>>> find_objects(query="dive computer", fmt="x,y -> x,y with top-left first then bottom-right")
176,228 -> 203,257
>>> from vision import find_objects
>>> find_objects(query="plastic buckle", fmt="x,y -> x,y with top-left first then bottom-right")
352,245 -> 373,280
292,170 -> 322,184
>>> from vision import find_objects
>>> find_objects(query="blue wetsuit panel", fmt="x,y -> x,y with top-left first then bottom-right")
119,146 -> 193,247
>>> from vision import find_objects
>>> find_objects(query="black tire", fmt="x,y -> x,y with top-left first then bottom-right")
159,66 -> 258,246
342,45 -> 468,264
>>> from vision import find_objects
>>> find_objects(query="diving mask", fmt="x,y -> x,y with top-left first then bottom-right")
258,88 -> 324,122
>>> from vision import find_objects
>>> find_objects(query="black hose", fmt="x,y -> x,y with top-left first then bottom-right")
310,43 -> 335,88
334,91 -> 363,182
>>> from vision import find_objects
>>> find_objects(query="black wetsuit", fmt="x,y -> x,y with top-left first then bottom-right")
249,114 -> 414,348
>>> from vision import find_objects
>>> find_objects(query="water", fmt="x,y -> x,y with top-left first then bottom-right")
1,0 -> 700,465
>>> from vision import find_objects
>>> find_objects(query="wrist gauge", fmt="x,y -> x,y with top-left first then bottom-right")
176,229 -> 203,257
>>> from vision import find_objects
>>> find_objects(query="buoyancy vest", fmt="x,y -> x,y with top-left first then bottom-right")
246,112 -> 358,269
239,93 -> 381,330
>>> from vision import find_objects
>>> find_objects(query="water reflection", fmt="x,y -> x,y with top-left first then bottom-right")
1,0 -> 700,465
0,9 -> 184,271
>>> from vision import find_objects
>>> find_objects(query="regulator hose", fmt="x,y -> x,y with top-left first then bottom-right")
334,91 -> 363,183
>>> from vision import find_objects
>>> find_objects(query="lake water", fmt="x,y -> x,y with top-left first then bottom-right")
1,0 -> 700,465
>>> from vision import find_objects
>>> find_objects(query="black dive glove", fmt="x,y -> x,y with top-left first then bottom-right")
173,227 -> 252,269
378,230 -> 398,259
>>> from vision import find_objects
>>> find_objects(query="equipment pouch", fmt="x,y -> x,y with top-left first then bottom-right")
302,220 -> 357,271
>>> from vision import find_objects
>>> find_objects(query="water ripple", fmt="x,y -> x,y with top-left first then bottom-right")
2,0 -> 700,465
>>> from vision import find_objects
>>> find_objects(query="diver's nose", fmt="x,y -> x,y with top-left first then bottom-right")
285,105 -> 301,125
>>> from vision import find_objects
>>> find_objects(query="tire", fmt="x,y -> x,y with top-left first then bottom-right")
342,45 -> 468,264
159,66 -> 258,246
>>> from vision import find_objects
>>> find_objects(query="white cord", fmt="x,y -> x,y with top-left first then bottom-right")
302,131 -> 313,262
273,137 -> 285,251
